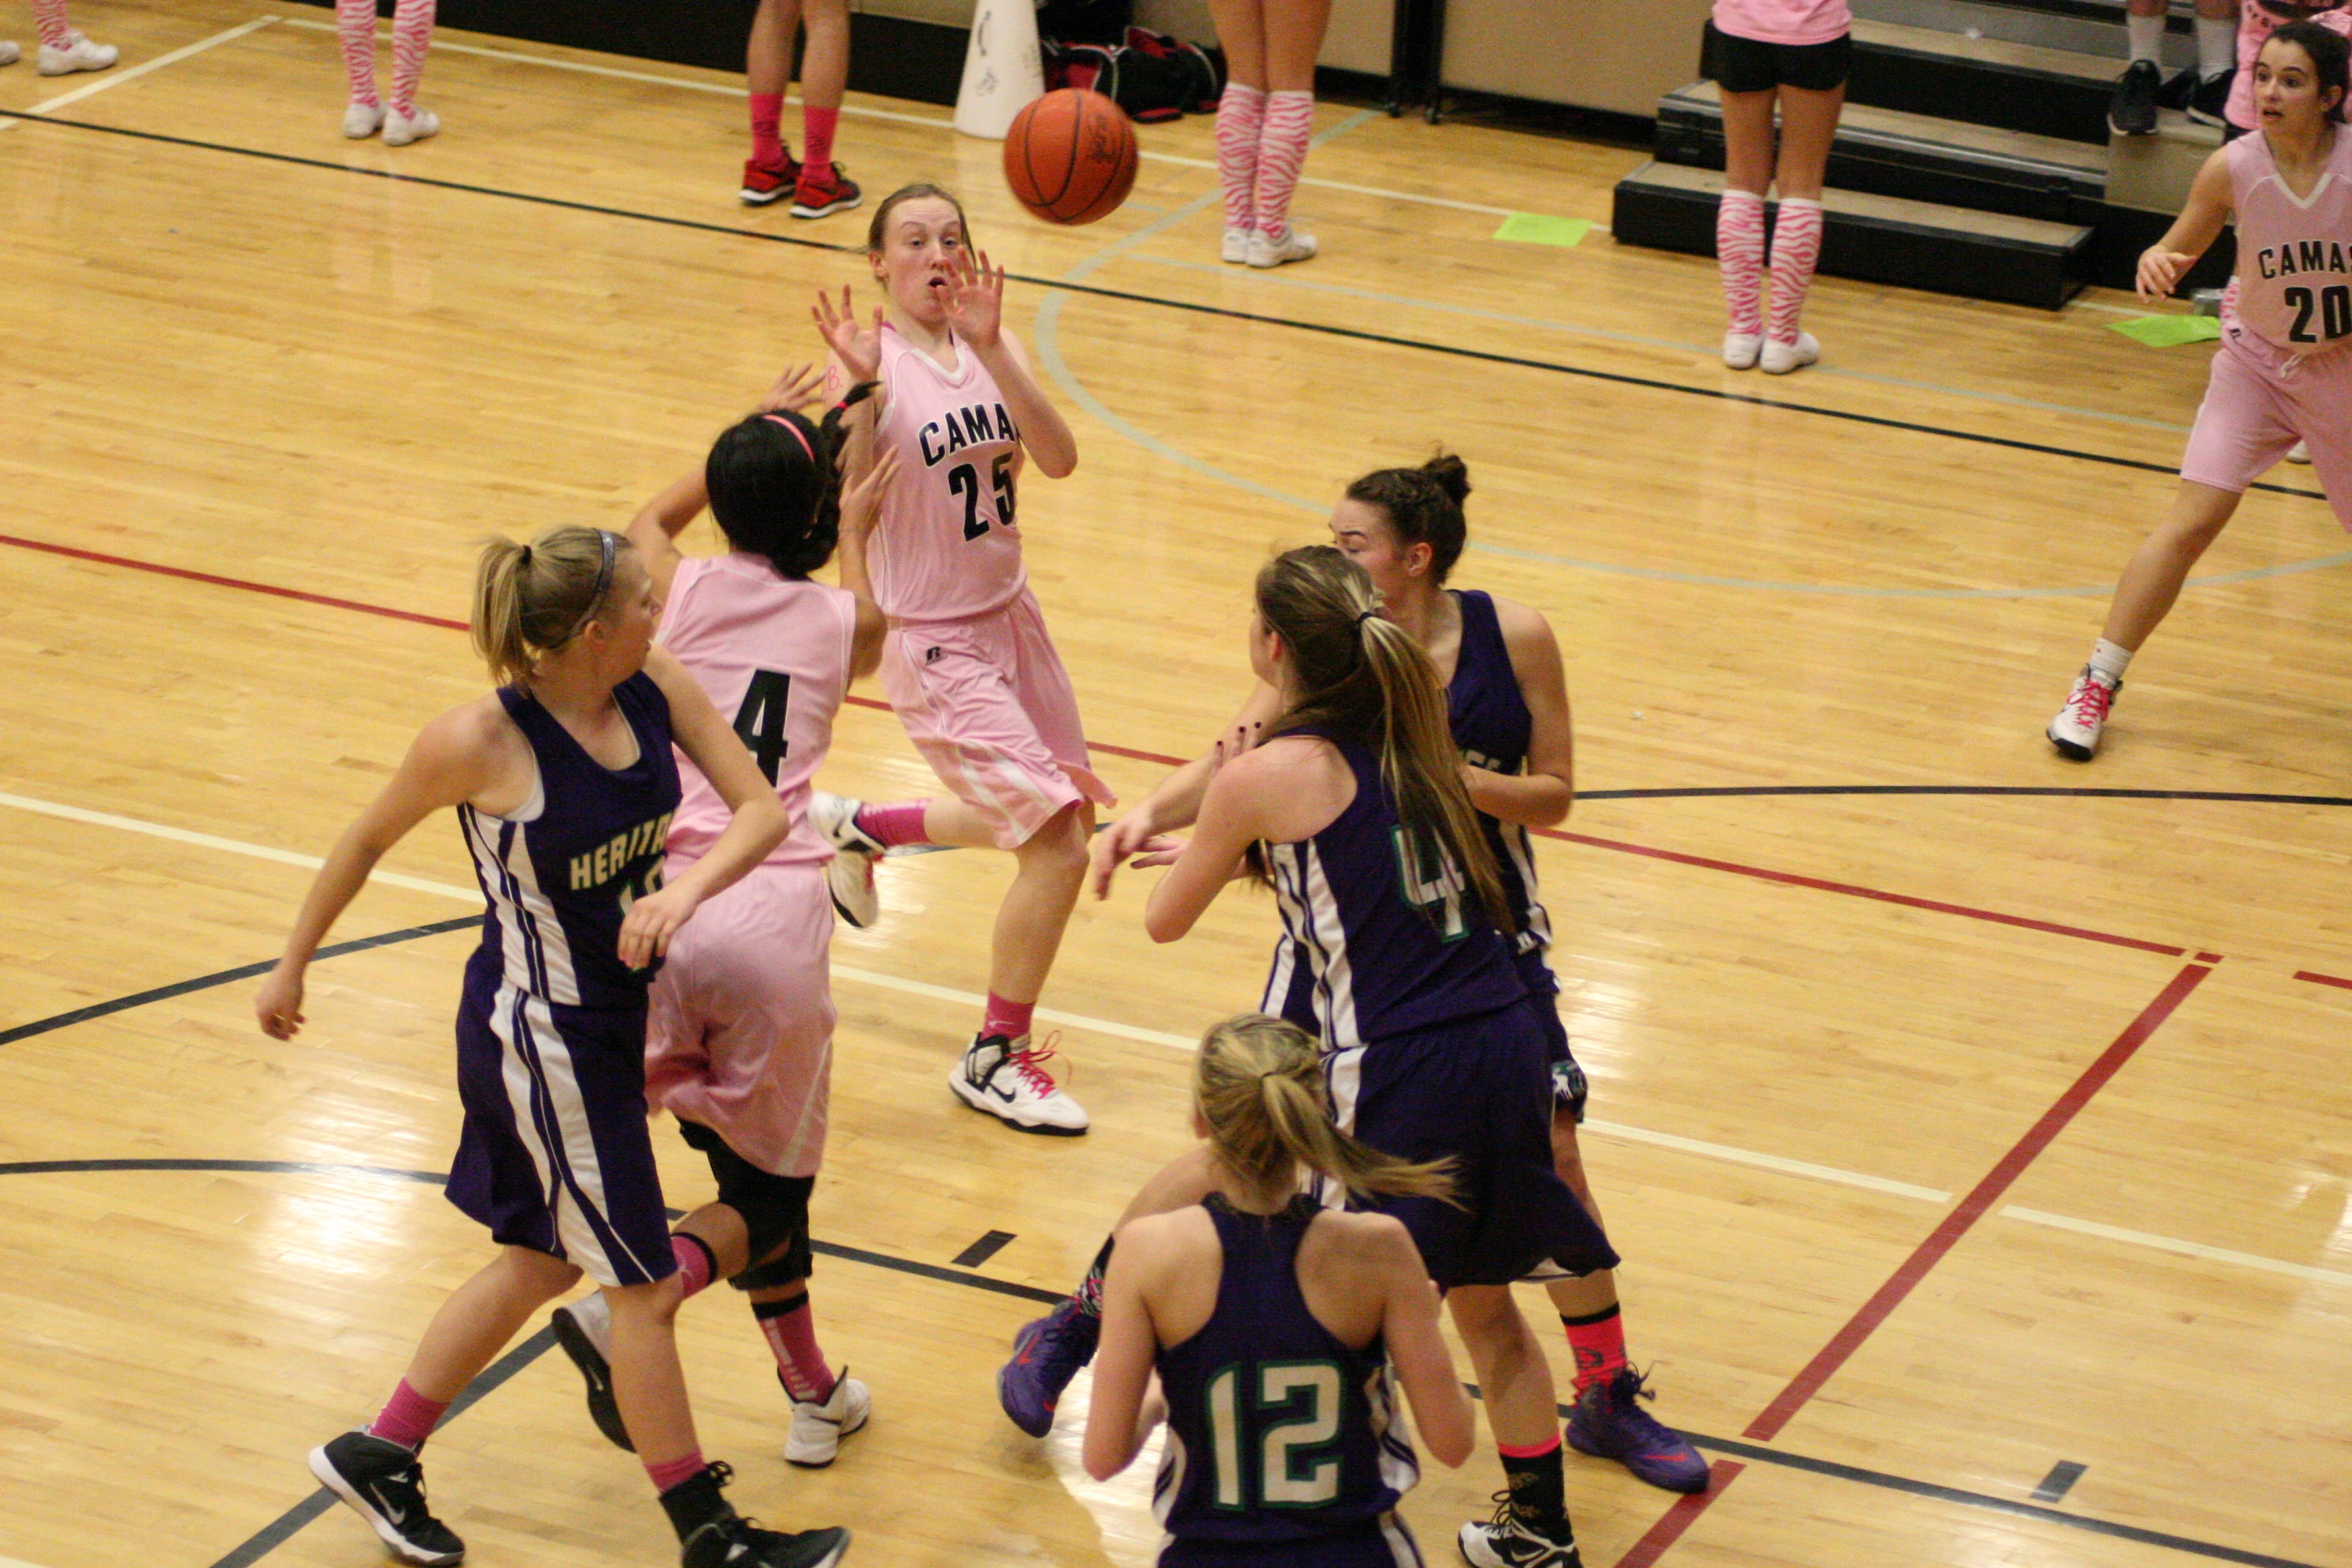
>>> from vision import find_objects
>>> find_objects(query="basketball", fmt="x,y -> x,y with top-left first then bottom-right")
1003,89 -> 1139,226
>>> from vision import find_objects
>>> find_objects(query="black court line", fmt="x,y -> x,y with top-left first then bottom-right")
12,112 -> 2331,506
0,914 -> 479,1048
3,1161 -> 2323,1568
2033,1460 -> 2090,1504
950,1229 -> 1019,1267
1579,785 -> 2352,807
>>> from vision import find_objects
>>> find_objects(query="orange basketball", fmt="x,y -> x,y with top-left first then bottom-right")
1003,89 -> 1138,226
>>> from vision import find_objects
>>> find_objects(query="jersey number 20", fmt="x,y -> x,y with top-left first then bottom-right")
948,453 -> 1016,540
2285,284 -> 2352,344
1204,1361 -> 1344,1510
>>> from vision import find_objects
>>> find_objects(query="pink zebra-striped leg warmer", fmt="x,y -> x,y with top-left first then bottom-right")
389,0 -> 435,116
29,0 -> 71,50
1716,187 -> 1766,338
336,0 -> 380,107
1252,90 -> 1314,238
1216,83 -> 1267,234
1767,197 -> 1824,346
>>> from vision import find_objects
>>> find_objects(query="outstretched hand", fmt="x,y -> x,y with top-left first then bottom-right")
1089,815 -> 1185,899
813,285 -> 885,383
758,361 -> 828,414
944,246 -> 1006,350
2137,246 -> 2196,305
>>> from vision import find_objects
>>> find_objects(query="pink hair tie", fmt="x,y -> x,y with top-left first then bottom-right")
761,413 -> 818,462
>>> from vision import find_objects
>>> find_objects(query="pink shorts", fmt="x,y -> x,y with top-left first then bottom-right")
646,861 -> 832,1178
2180,326 -> 2352,530
881,587 -> 1115,849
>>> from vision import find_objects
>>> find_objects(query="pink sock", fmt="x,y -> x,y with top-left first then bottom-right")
750,92 -> 786,166
754,1291 -> 836,1404
1716,188 -> 1765,338
646,1450 -> 706,1493
30,0 -> 70,48
335,0 -> 379,107
983,993 -> 1034,1040
801,105 -> 838,173
1497,1436 -> 1563,1459
1216,83 -> 1267,234
852,799 -> 930,848
1252,90 -> 1314,238
388,0 -> 434,117
1767,197 -> 1824,346
367,1378 -> 449,1452
672,1234 -> 716,1297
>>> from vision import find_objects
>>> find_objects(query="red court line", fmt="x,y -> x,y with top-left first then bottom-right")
1613,1461 -> 1745,1568
1741,957 -> 2217,1444
2294,969 -> 2352,991
1544,828 -> 2188,958
0,530 -> 2197,957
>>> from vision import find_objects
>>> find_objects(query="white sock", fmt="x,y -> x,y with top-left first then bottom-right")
2128,11 -> 2165,64
2196,15 -> 2235,80
2089,638 -> 2133,685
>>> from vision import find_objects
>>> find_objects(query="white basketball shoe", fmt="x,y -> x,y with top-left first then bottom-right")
1246,224 -> 1317,268
2047,667 -> 2120,761
383,105 -> 440,146
950,1033 -> 1088,1134
1760,332 -> 1819,375
0,41 -> 21,66
1722,331 -> 1763,370
344,101 -> 386,139
805,790 -> 883,928
785,1369 -> 871,1467
37,31 -> 117,75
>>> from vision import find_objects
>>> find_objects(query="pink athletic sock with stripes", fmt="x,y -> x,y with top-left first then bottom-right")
801,105 -> 839,173
1216,83 -> 1267,234
30,0 -> 70,48
754,1291 -> 838,1404
750,93 -> 787,166
1767,197 -> 1824,346
1252,90 -> 1314,238
389,0 -> 434,117
368,1378 -> 449,1452
671,1233 -> 716,1297
852,800 -> 930,848
335,0 -> 379,107
1716,188 -> 1766,338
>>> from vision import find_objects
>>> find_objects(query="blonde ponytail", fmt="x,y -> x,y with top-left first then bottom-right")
1196,1014 -> 1457,1205
1251,544 -> 1512,937
470,526 -> 626,685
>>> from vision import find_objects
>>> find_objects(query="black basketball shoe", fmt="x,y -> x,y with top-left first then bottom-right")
2112,58 -> 2163,134
308,1430 -> 467,1566
661,1461 -> 851,1568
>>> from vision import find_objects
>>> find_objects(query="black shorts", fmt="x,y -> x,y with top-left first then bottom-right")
1705,21 -> 1851,93
677,1116 -> 814,1285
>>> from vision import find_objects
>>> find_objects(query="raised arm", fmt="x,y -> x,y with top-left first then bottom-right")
946,249 -> 1078,479
256,703 -> 514,1039
1371,1218 -> 1475,1467
2141,147 -> 2236,303
624,647 -> 789,967
1463,600 -> 1572,828
834,443 -> 894,681
626,471 -> 704,605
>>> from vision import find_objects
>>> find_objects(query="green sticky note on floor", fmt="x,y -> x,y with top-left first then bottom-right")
1493,212 -> 1593,248
2107,313 -> 2222,347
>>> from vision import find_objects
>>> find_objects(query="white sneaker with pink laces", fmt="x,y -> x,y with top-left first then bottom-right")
950,1033 -> 1087,1134
2048,667 -> 2120,760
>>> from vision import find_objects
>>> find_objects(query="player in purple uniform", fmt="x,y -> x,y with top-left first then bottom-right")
1103,546 -> 1610,1567
1085,1014 -> 1475,1567
999,460 -> 1706,1496
254,527 -> 846,1568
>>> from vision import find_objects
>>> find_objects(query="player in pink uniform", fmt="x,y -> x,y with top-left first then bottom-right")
808,183 -> 1112,1136
2051,22 -> 2352,758
548,372 -> 893,1471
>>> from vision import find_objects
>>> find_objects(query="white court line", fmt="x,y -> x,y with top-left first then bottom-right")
21,15 -> 280,117
275,15 -> 1563,222
2002,1206 -> 2352,1289
1583,1118 -> 1953,1204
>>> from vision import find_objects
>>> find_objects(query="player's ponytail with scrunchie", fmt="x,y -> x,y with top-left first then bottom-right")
472,526 -> 629,686
1345,451 -> 1471,583
705,381 -> 881,580
1196,1014 -> 1457,1204
1253,544 -> 1513,937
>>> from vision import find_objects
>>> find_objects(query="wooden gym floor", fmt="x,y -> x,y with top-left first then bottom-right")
2,3 -> 2347,1565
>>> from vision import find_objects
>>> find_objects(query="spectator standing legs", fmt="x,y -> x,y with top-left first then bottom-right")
3,0 -> 117,74
740,0 -> 859,219
337,0 -> 438,144
1208,0 -> 1334,268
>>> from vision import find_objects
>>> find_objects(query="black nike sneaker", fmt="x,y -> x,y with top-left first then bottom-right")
2112,58 -> 2162,134
309,1430 -> 467,1566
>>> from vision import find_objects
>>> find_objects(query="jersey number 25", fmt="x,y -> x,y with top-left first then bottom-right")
948,454 -> 1016,540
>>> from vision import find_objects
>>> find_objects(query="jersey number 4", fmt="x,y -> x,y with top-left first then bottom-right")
2286,284 -> 2352,344
948,453 -> 1016,540
1204,1361 -> 1344,1510
1392,828 -> 1470,942
732,670 -> 793,785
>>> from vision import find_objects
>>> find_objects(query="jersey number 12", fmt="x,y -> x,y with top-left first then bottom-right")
1204,1361 -> 1344,1510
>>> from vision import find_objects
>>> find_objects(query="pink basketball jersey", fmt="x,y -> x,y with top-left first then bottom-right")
658,554 -> 855,869
869,323 -> 1026,621
2228,126 -> 2352,354
1712,0 -> 1849,46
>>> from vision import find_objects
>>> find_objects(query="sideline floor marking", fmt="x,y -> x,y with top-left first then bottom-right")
17,15 -> 280,118
2002,1206 -> 2352,1289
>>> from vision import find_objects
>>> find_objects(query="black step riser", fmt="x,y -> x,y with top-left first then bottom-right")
1848,45 -> 2113,144
1655,113 -> 2094,225
1610,179 -> 2082,309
